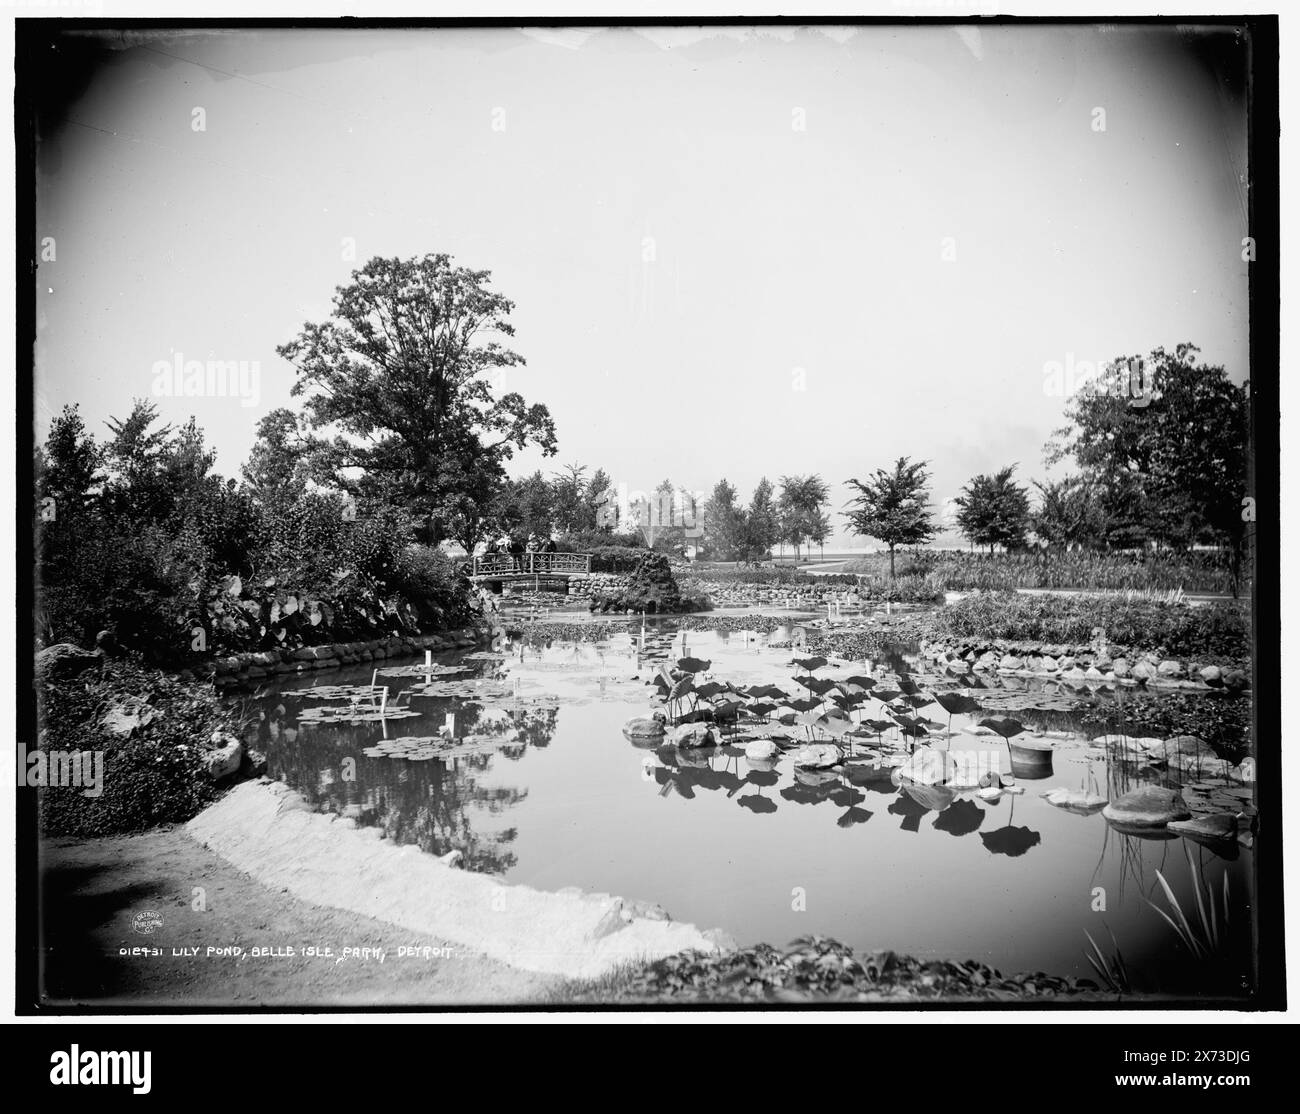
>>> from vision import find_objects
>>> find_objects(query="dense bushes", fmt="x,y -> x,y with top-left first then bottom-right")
854,573 -> 945,603
584,545 -> 653,573
844,549 -> 1239,595
36,404 -> 477,667
923,590 -> 1250,660
36,660 -> 247,836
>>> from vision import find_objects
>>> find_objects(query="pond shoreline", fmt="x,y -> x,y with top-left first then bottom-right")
39,608 -> 1253,1006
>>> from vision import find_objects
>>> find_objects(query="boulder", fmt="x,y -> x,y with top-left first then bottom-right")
897,747 -> 956,786
622,714 -> 667,741
1102,785 -> 1191,828
1157,659 -> 1186,679
998,654 -> 1023,671
1110,658 -> 1131,678
1042,787 -> 1108,815
1058,656 -> 1075,671
1168,813 -> 1237,843
1223,669 -> 1249,691
793,742 -> 843,770
99,700 -> 157,737
35,643 -> 101,682
1199,665 -> 1223,686
1131,660 -> 1158,683
204,735 -> 244,781
212,656 -> 242,677
744,739 -> 779,762
671,722 -> 717,748
1038,655 -> 1059,672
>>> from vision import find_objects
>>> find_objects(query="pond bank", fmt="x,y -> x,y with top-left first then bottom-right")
186,779 -> 733,981
193,628 -> 486,693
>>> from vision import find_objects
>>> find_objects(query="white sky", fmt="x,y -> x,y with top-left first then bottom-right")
34,24 -> 1250,546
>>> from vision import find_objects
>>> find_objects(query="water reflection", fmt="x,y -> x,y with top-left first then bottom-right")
253,657 -> 559,871
238,621 -> 1255,994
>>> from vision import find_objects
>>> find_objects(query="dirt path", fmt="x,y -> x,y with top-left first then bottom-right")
37,829 -> 558,1009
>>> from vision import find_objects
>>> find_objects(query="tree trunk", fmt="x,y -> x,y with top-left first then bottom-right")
889,545 -> 896,579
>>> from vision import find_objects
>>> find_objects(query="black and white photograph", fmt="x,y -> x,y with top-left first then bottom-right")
12,9 -> 1282,1036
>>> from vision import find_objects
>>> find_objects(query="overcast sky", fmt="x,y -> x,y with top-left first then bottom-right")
34,24 -> 1250,546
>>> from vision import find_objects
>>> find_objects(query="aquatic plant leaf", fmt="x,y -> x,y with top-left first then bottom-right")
933,692 -> 982,716
977,715 -> 1027,739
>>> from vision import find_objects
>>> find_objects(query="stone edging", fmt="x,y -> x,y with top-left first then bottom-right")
920,638 -> 1250,692
187,628 -> 487,691
187,780 -> 732,980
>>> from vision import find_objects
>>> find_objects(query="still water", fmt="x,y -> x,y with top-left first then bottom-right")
238,621 -> 1254,996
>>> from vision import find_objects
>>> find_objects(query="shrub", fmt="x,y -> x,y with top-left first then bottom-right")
846,548 -> 1241,594
37,659 -> 248,836
555,529 -> 646,552
585,545 -> 653,573
924,590 -> 1249,659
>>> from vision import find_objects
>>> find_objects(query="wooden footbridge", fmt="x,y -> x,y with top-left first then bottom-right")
470,552 -> 593,590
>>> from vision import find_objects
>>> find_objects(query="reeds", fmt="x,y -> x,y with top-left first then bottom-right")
1147,843 -> 1231,961
1083,925 -> 1132,993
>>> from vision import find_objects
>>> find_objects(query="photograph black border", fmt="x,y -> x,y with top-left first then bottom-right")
13,12 -> 1282,1016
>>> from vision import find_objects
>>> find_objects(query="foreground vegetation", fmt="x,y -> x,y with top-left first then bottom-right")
37,659 -> 249,836
553,935 -> 1105,1004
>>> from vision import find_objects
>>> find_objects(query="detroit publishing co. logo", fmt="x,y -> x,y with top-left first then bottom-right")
131,911 -> 163,936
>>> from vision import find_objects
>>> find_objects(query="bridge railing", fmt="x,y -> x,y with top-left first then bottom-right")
472,552 -> 592,578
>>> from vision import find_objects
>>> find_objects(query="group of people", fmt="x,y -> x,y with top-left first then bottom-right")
482,532 -> 558,556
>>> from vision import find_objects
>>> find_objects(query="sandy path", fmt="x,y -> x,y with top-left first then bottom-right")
36,829 -> 558,1009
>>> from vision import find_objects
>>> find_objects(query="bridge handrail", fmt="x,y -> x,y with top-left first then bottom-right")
472,552 -> 592,578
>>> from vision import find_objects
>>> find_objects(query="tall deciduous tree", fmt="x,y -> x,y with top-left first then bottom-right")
242,408 -> 312,505
843,457 -> 936,578
954,465 -> 1032,554
1032,475 -> 1103,549
276,254 -> 557,542
778,474 -> 830,564
1045,343 -> 1248,558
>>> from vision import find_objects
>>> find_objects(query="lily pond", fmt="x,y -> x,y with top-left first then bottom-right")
237,616 -> 1255,998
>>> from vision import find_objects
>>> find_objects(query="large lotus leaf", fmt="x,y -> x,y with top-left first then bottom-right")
793,656 -> 828,673
933,692 -> 982,716
978,716 -> 1027,739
